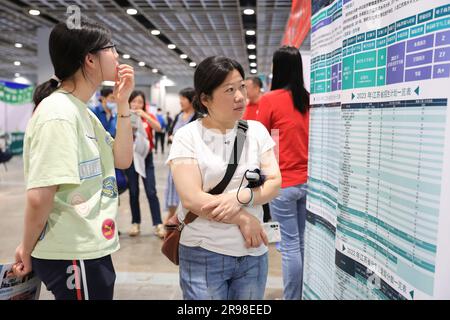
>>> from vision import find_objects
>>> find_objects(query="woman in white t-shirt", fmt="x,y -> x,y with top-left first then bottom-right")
167,56 -> 281,300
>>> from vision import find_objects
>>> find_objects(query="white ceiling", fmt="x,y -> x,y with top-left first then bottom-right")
0,0 -> 310,85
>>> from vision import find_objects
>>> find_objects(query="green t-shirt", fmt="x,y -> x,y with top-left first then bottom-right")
23,90 -> 120,260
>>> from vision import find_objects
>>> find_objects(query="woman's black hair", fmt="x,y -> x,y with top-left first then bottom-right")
193,56 -> 245,115
179,87 -> 195,103
129,90 -> 146,109
271,46 -> 310,114
33,18 -> 112,107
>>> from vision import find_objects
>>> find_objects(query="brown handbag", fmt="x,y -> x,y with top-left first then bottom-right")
161,211 -> 198,265
161,120 -> 249,265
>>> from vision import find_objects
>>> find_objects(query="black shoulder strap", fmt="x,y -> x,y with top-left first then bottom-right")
188,111 -> 201,123
168,112 -> 182,135
184,120 -> 248,223
208,120 -> 248,195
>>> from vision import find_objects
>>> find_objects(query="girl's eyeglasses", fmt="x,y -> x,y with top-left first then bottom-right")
90,44 -> 117,54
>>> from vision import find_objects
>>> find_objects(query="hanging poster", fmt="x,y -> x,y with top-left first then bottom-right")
305,0 -> 450,299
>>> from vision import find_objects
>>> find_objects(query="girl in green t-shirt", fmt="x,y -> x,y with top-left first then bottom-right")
12,18 -> 134,300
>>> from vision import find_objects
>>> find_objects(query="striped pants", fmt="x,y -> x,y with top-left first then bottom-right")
31,255 -> 115,300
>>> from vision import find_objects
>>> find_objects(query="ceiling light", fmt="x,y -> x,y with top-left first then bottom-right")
168,44 -> 176,49
152,68 -> 158,73
180,54 -> 188,59
29,9 -> 40,16
122,54 -> 130,59
246,30 -> 256,36
138,61 -> 146,67
243,9 -> 255,15
126,8 -> 138,15
249,54 -> 256,60
14,61 -> 21,66
151,29 -> 161,35
247,44 -> 256,50
14,73 -> 20,77
15,43 -> 23,48
189,62 -> 197,67
250,62 -> 257,67
251,69 -> 257,74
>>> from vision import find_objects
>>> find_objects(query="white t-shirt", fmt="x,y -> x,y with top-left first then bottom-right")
167,119 -> 276,257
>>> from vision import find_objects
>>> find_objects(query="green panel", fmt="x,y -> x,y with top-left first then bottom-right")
315,68 -> 327,81
426,17 -> 450,33
355,51 -> 377,70
378,48 -> 387,67
377,68 -> 386,86
0,84 -> 34,104
342,55 -> 355,90
377,37 -> 387,48
410,25 -> 425,37
388,23 -> 396,34
342,47 -> 348,57
435,4 -> 450,19
347,36 -> 357,46
354,70 -> 376,88
397,29 -> 409,41
363,41 -> 376,51
396,15 -> 416,30
366,30 -> 376,40
418,10 -> 433,24
357,33 -> 365,43
347,45 -> 354,55
387,34 -> 396,45
312,10 -> 327,25
314,81 -> 326,93
377,27 -> 388,38
9,132 -> 25,155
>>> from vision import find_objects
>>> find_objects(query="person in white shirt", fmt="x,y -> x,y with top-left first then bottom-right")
167,56 -> 281,300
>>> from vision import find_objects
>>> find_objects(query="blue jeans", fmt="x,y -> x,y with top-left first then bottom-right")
179,244 -> 268,300
269,183 -> 307,300
125,152 -> 162,225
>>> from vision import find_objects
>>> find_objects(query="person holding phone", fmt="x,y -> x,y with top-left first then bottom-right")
125,91 -> 165,238
12,18 -> 134,300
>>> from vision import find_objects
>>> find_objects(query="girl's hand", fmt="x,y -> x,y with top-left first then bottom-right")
12,243 -> 32,277
113,64 -> 135,107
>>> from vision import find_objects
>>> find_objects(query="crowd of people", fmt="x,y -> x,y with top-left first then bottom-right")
12,18 -> 309,301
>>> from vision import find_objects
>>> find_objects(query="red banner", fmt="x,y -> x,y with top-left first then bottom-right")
282,0 -> 311,48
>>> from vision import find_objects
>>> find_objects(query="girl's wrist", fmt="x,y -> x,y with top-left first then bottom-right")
117,102 -> 130,111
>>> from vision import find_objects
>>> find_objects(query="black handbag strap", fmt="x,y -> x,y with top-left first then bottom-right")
184,119 -> 248,224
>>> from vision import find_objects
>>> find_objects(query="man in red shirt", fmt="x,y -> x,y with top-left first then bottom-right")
242,76 -> 263,121
242,76 -> 272,222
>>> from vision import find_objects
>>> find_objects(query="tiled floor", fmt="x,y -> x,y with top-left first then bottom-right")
0,151 -> 283,300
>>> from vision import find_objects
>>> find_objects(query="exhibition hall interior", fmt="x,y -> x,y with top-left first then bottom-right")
0,0 -> 449,301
